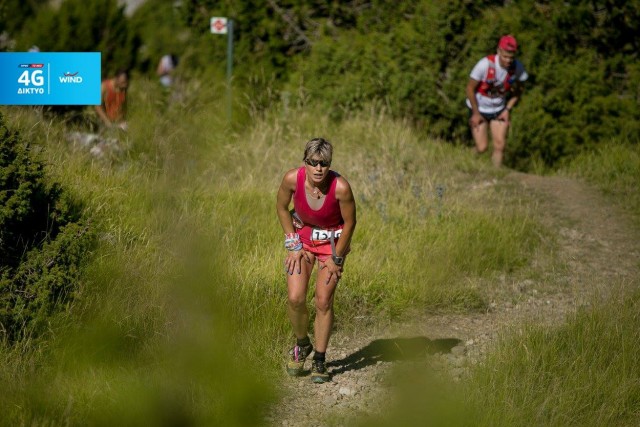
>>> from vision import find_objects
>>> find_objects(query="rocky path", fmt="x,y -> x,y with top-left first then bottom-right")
265,172 -> 640,427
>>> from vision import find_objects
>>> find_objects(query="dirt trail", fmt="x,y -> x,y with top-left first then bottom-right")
266,172 -> 640,427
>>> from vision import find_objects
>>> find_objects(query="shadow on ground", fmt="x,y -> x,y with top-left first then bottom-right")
328,336 -> 461,375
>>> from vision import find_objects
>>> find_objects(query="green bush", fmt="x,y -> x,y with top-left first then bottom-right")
16,0 -> 136,75
129,0 -> 185,75
0,113 -> 93,342
0,0 -> 48,40
508,49 -> 640,170
290,0 -> 496,138
292,0 -> 640,169
5,0 -> 640,169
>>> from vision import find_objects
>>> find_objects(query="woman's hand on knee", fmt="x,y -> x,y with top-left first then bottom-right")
284,250 -> 310,275
320,259 -> 343,285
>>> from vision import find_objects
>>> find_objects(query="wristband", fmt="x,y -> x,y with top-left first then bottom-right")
284,233 -> 303,251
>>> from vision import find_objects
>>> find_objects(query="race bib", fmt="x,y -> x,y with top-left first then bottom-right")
311,228 -> 342,242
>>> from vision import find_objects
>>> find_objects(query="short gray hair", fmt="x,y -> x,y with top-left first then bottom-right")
303,137 -> 333,163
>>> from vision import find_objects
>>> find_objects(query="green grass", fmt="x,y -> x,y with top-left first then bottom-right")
360,138 -> 640,427
561,141 -> 640,226
359,287 -> 640,427
0,79 -> 584,425
468,288 -> 640,427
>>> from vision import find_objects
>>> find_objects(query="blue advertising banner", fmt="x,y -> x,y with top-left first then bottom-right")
0,52 -> 101,105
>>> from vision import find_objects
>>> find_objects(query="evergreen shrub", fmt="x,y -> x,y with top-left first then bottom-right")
0,113 -> 93,342
15,0 -> 136,76
291,0 -> 640,170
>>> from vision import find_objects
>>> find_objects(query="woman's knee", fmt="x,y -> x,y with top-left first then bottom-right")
288,294 -> 306,309
314,296 -> 333,313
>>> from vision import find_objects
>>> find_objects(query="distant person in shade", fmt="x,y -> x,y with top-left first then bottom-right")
466,35 -> 528,167
96,69 -> 129,131
157,54 -> 178,88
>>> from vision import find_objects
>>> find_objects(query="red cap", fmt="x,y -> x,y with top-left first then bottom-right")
498,35 -> 518,51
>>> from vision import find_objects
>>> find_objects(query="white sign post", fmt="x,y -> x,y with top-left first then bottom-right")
211,17 -> 234,121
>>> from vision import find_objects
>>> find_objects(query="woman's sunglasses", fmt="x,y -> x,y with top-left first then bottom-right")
305,159 -> 331,167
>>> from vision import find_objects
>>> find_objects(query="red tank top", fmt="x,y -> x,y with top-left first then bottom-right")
293,167 -> 343,228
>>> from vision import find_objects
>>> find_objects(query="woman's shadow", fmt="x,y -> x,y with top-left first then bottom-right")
327,336 -> 461,375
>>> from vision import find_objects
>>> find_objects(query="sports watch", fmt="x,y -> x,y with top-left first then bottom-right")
329,229 -> 344,266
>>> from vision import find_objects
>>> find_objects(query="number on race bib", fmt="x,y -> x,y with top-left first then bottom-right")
311,228 -> 342,242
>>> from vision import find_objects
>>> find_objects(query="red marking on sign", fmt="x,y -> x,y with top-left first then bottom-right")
212,20 -> 226,32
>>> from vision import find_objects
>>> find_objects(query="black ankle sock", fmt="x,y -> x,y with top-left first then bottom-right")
296,336 -> 311,347
313,351 -> 325,362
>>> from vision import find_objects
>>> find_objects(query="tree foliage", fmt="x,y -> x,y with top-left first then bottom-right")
0,0 -> 49,43
0,113 -> 93,342
15,0 -> 137,75
5,0 -> 640,169
290,0 -> 640,169
128,0 -> 185,74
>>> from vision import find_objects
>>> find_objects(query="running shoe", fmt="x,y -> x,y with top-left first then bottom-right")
286,343 -> 313,376
311,359 -> 330,383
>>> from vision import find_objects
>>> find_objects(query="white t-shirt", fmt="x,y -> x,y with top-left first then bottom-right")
466,55 -> 528,114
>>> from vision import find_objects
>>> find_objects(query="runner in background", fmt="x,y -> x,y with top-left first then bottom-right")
157,54 -> 178,88
466,35 -> 528,167
95,69 -> 129,131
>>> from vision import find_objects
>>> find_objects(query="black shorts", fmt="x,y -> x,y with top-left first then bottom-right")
468,108 -> 506,122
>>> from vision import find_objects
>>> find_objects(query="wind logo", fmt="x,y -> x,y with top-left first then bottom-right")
59,71 -> 83,83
